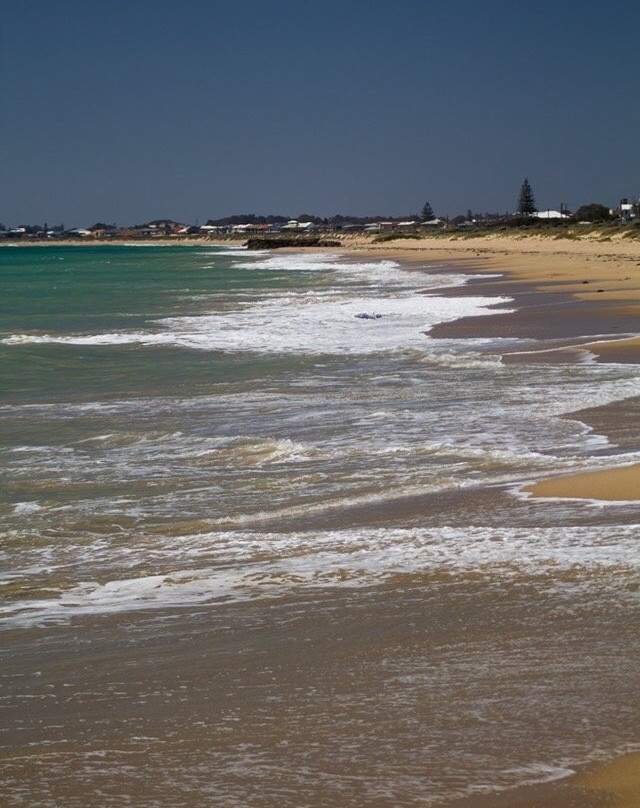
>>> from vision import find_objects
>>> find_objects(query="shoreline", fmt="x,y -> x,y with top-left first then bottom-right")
3,234 -> 639,806
5,234 -> 639,500
341,233 -> 640,305
344,246 -> 640,804
444,751 -> 640,808
523,462 -> 640,501
338,235 -> 640,504
343,236 -> 640,804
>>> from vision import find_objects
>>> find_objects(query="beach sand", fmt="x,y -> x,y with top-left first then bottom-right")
524,463 -> 640,501
444,752 -> 640,808
4,232 -> 639,805
341,233 -> 640,310
573,752 -> 640,808
339,234 -> 640,501
338,233 -> 640,806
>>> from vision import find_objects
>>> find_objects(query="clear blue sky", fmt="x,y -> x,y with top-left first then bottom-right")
2,0 -> 639,226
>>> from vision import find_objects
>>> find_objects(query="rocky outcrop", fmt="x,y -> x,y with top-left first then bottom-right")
245,237 -> 341,250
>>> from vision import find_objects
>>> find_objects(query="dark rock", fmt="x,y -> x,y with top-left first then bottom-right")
245,237 -> 341,250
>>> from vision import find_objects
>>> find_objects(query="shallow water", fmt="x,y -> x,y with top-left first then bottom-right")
1,245 -> 639,806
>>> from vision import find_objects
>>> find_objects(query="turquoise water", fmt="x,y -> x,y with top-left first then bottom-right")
1,245 -> 639,807
0,245 -> 319,400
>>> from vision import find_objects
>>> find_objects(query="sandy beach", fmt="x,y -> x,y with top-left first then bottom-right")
340,231 -> 640,303
339,233 -> 640,806
6,232 -> 640,504
524,462 -> 640,501
272,230 -> 640,803
339,232 -> 640,490
2,233 -> 638,807
444,751 -> 640,808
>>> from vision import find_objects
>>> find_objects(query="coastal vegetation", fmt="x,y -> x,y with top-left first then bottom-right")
2,183 -> 637,242
573,202 -> 613,222
420,201 -> 436,221
517,177 -> 537,215
373,222 -> 640,243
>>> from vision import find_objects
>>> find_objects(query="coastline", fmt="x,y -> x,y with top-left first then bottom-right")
3,234 -> 638,806
338,234 -> 640,804
524,463 -> 640,501
444,752 -> 640,808
5,232 -> 638,499
340,233 -> 640,306
338,234 -> 640,503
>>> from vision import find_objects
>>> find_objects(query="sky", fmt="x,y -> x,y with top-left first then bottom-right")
1,0 -> 639,227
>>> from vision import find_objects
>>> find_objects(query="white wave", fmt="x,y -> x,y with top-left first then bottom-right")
410,348 -> 504,369
2,332 -> 164,346
211,250 -> 253,256
12,501 -> 42,516
0,252 -> 507,355
525,376 -> 640,418
232,252 -> 355,272
232,252 -> 471,292
196,246 -> 250,254
2,523 -> 637,628
2,293 -> 511,355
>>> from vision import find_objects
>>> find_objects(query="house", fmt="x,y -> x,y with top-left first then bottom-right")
230,223 -> 273,234
532,210 -> 570,220
617,199 -> 638,222
116,228 -> 151,238
89,227 -> 117,239
201,224 -> 231,235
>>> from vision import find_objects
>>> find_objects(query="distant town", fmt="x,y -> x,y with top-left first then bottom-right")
2,193 -> 638,242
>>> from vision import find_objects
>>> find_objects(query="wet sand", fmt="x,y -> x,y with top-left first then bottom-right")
269,233 -> 640,802
586,334 -> 640,363
341,235 -> 640,509
342,233 -> 640,804
444,752 -> 640,808
5,574 -> 638,808
3,234 -> 639,806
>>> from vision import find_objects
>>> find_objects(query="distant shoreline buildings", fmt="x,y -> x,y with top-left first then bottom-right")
1,198 -> 638,242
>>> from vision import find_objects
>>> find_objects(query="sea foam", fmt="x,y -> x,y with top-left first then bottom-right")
2,523 -> 638,628
2,292 -> 511,355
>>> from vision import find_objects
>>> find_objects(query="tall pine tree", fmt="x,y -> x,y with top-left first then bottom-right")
421,201 -> 435,221
517,178 -> 537,215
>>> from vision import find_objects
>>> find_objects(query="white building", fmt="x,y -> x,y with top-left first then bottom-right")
532,210 -> 570,220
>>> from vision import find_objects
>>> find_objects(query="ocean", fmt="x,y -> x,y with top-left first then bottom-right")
1,244 -> 638,807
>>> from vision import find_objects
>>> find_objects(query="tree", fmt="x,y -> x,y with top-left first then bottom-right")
517,178 -> 537,215
421,201 -> 435,221
296,213 -> 323,224
573,203 -> 611,222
